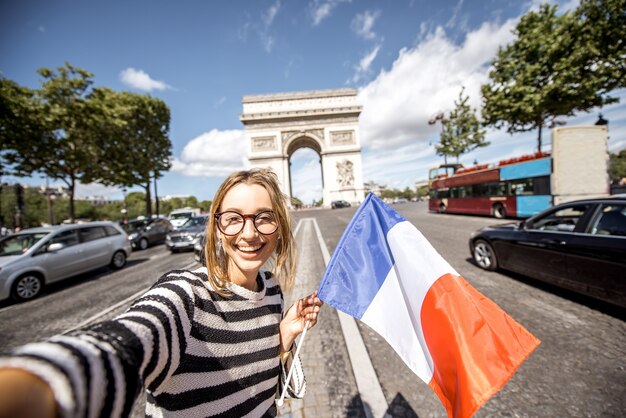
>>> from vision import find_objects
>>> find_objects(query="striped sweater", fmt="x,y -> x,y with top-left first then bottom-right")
0,268 -> 306,418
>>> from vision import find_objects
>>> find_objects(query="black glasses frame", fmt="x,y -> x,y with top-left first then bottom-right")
214,210 -> 278,236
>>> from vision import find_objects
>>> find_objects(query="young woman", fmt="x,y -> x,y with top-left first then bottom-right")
0,168 -> 322,418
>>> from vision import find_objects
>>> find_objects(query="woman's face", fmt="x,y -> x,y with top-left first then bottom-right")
218,183 -> 279,284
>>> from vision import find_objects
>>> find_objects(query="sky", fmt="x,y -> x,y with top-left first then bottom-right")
1,0 -> 625,206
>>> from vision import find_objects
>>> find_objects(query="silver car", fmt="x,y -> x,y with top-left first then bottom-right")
0,222 -> 132,302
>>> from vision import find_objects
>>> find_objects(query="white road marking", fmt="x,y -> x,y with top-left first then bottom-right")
306,217 -> 391,418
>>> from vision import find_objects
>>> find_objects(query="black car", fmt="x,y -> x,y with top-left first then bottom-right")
122,217 -> 173,250
165,215 -> 208,253
331,200 -> 351,209
193,230 -> 206,264
469,196 -> 626,308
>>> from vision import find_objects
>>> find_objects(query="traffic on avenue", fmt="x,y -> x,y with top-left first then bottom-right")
0,202 -> 624,417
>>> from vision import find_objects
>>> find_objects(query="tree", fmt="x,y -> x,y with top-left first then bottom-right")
481,3 -> 625,152
436,87 -> 488,162
609,150 -> 626,184
90,90 -> 172,217
3,63 -> 102,222
0,78 -> 47,227
574,0 -> 626,97
0,78 -> 45,172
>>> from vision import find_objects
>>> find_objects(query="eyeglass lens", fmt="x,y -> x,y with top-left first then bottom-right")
217,211 -> 278,235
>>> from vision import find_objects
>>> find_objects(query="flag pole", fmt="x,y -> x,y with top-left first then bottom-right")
276,319 -> 310,407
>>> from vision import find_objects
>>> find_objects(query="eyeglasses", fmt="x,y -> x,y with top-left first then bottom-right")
215,210 -> 278,236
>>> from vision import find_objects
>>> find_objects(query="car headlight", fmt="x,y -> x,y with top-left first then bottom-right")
129,233 -> 138,240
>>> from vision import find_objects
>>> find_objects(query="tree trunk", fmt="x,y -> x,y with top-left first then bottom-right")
536,122 -> 543,153
69,176 -> 76,223
145,180 -> 152,218
154,174 -> 159,217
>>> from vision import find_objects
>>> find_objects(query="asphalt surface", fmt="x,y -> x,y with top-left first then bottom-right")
1,201 -> 624,417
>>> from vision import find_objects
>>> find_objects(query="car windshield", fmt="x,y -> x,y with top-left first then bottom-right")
170,212 -> 192,220
0,233 -> 50,256
182,216 -> 206,228
121,220 -> 148,233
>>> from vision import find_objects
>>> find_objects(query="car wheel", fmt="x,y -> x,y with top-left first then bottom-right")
138,238 -> 149,250
12,273 -> 43,301
493,204 -> 506,219
438,203 -> 447,213
473,240 -> 498,271
110,250 -> 127,269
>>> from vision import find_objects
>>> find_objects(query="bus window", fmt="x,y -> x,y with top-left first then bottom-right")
511,179 -> 534,196
473,183 -> 488,197
533,176 -> 551,195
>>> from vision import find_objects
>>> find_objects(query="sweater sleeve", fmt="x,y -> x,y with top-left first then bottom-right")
0,270 -> 197,418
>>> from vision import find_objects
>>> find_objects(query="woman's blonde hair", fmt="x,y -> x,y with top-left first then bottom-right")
204,168 -> 297,292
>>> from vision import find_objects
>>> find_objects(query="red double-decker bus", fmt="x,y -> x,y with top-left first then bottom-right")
428,126 -> 611,219
428,152 -> 553,218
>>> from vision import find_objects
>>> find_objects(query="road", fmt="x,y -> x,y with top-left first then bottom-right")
1,202 -> 624,417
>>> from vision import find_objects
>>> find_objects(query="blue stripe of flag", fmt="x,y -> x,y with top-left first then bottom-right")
318,193 -> 406,319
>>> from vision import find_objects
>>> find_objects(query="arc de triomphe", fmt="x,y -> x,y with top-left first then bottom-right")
240,89 -> 365,207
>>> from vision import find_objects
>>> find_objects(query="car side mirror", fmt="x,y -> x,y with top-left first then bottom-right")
47,242 -> 65,252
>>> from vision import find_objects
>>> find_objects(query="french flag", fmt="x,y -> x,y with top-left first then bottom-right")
318,193 -> 540,418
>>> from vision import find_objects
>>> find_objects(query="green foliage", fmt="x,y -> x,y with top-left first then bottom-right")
3,63 -> 100,222
436,87 -> 488,162
0,78 -> 46,176
291,196 -> 303,209
574,0 -> 626,95
609,150 -> 626,183
481,2 -> 626,151
2,63 -> 173,223
417,185 -> 429,198
90,90 -> 172,216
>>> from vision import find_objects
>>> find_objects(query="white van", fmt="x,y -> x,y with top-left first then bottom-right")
168,207 -> 202,229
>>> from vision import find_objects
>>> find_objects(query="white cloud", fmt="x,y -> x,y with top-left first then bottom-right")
310,0 -> 351,26
119,68 -> 172,92
351,10 -> 381,40
263,0 -> 281,27
171,129 -> 247,177
238,1 -> 280,53
348,44 -> 381,84
213,97 -> 227,108
357,20 -> 517,150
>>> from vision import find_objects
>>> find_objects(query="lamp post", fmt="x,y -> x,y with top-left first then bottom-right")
154,174 -> 160,218
428,112 -> 448,165
595,113 -> 608,126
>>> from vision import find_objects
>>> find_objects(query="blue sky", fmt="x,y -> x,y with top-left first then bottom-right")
1,0 -> 625,205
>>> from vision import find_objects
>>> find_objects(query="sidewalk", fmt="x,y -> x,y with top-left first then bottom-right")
278,219 -> 366,418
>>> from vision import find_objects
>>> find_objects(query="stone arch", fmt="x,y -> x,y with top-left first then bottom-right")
241,89 -> 365,207
284,134 -> 324,201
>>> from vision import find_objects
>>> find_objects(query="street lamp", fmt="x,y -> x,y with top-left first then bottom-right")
428,112 -> 448,165
595,113 -> 608,126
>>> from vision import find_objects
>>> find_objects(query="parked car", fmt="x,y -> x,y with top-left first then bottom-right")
331,200 -> 351,209
469,196 -> 626,308
393,197 -> 409,204
168,207 -> 202,229
166,215 -> 208,253
0,222 -> 131,302
122,217 -> 173,250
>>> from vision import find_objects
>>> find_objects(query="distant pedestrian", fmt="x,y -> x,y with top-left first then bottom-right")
0,168 -> 322,418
